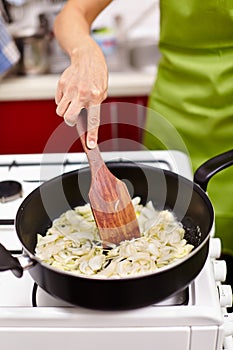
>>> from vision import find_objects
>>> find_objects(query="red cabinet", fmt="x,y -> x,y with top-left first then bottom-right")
0,96 -> 148,154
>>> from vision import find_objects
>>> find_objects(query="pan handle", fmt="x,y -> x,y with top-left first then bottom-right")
194,149 -> 233,192
0,243 -> 23,278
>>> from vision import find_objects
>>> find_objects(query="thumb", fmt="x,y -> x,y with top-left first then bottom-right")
86,104 -> 100,149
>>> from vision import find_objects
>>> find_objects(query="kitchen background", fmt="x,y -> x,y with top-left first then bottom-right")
1,0 -> 160,74
0,0 -> 160,154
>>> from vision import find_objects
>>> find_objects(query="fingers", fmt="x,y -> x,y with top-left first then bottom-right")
55,59 -> 107,149
55,84 -> 63,105
56,97 -> 81,127
86,104 -> 100,149
56,94 -> 101,146
56,95 -> 100,149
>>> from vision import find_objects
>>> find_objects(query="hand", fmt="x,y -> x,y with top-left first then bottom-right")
55,36 -> 108,149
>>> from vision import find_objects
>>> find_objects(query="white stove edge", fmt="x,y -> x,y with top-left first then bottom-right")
0,150 -> 232,350
0,257 -> 229,350
0,150 -> 193,180
0,256 -> 225,327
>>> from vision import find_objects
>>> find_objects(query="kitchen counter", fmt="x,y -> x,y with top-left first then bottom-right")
0,70 -> 156,101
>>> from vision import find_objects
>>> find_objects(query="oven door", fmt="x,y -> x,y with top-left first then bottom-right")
0,324 -> 222,350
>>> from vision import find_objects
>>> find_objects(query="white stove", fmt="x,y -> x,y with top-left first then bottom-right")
0,150 -> 233,350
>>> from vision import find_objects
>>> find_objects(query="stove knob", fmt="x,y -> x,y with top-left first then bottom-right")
223,335 -> 233,350
209,237 -> 221,259
213,260 -> 227,282
223,315 -> 233,336
217,285 -> 233,308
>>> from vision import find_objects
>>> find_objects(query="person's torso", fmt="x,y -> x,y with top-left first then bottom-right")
159,0 -> 233,50
150,0 -> 233,126
145,0 -> 233,253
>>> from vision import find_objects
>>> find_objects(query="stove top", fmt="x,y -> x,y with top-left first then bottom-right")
0,150 -> 232,350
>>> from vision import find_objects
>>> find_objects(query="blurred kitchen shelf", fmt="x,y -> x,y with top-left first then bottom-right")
0,71 -> 156,101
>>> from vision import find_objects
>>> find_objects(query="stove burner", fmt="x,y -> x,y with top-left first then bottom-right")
0,180 -> 22,203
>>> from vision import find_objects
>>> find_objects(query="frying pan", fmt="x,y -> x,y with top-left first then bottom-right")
0,149 -> 233,310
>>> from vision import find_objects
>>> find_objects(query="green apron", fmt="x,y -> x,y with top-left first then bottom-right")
144,0 -> 233,256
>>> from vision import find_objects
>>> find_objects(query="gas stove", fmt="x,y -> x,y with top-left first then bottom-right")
0,150 -> 233,350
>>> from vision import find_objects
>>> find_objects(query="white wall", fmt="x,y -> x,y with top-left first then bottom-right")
93,0 -> 160,41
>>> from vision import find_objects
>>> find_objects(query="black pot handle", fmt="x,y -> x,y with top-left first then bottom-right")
0,243 -> 23,278
194,149 -> 233,192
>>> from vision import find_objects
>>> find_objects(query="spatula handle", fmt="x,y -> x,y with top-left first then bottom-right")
76,110 -> 104,174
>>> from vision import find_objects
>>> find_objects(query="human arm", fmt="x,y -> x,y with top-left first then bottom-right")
54,0 -> 112,148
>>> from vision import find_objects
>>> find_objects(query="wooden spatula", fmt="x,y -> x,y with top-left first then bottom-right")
76,111 -> 140,246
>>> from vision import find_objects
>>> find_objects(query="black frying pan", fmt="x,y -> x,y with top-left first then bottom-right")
0,149 -> 233,310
